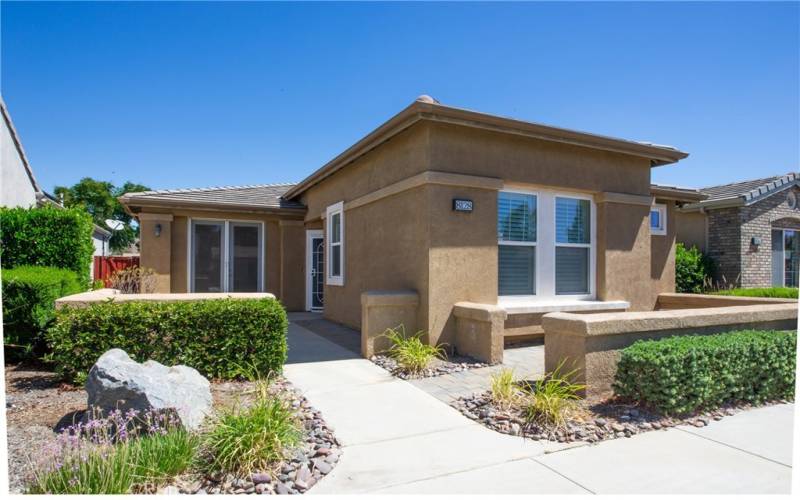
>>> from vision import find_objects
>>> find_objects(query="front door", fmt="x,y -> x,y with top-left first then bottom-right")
306,230 -> 324,311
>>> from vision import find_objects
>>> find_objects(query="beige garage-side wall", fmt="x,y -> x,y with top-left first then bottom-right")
138,207 -> 305,310
427,122 -> 652,195
650,200 -> 678,304
675,210 -> 707,253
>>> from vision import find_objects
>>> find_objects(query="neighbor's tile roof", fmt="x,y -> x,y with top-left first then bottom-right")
700,172 -> 800,204
121,183 -> 305,211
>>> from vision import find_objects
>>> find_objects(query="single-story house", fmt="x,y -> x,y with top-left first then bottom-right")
675,172 -> 800,288
120,96 -> 702,356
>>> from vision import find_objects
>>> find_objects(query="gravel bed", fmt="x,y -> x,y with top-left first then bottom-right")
370,354 -> 488,380
453,391 -> 792,443
4,363 -> 340,495
174,378 -> 341,495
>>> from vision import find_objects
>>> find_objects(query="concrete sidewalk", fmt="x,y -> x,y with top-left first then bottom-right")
284,318 -> 793,494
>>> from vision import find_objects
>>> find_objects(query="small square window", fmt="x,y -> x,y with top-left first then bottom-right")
650,204 -> 667,235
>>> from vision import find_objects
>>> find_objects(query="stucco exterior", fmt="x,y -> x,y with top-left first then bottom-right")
123,98 -> 690,352
1,99 -> 39,208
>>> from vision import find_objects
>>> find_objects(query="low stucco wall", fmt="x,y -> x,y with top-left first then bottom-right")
360,290 -> 419,358
656,292 -> 797,309
452,302 -> 507,364
56,288 -> 277,309
542,295 -> 798,399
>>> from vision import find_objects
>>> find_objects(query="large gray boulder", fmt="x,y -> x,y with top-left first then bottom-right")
86,349 -> 212,430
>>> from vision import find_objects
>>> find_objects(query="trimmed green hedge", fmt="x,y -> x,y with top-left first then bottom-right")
713,287 -> 798,299
675,243 -> 714,293
46,298 -> 288,383
614,330 -> 796,415
2,266 -> 83,356
0,206 -> 94,282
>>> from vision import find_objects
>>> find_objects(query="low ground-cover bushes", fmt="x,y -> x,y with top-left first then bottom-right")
2,266 -> 83,358
47,298 -> 288,383
712,287 -> 798,299
0,206 -> 94,281
614,330 -> 796,415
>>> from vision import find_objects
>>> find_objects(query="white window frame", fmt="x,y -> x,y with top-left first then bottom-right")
650,203 -> 667,236
498,189 -> 539,299
326,201 -> 344,286
187,217 -> 265,293
498,188 -> 596,301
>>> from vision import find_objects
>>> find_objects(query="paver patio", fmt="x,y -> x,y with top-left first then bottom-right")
284,314 -> 793,494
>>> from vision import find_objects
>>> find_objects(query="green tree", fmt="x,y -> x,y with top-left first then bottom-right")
54,178 -> 150,253
675,243 -> 715,293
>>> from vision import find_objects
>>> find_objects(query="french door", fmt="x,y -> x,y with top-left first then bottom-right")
190,220 -> 263,292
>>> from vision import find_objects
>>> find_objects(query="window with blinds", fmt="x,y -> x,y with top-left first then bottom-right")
555,197 -> 590,295
498,192 -> 536,295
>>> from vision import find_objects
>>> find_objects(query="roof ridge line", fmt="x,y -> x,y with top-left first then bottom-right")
131,182 -> 298,197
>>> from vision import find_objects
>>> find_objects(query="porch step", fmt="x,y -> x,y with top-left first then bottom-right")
503,324 -> 544,346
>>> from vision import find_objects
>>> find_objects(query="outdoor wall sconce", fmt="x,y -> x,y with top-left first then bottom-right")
154,223 -> 162,237
751,236 -> 761,247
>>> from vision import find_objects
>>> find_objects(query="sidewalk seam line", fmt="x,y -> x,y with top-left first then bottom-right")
675,427 -> 792,469
530,457 -> 597,494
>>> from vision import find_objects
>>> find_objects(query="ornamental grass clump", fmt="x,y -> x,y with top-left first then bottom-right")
522,361 -> 586,430
490,368 -> 524,411
201,382 -> 302,476
382,325 -> 447,374
614,329 -> 796,415
29,408 -> 198,494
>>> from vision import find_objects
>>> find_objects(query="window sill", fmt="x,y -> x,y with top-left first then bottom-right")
497,298 -> 630,315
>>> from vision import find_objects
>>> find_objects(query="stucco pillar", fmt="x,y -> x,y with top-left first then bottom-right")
361,291 -> 419,358
138,213 -> 173,293
595,193 -> 653,311
279,220 -> 305,311
452,302 -> 507,364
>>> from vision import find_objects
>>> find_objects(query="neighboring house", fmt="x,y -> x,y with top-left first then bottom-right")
121,96 -> 701,352
675,172 -> 800,288
1,97 -> 111,277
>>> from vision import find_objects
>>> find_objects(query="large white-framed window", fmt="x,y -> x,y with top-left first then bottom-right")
772,228 -> 800,288
326,201 -> 344,286
650,203 -> 667,236
498,189 -> 595,300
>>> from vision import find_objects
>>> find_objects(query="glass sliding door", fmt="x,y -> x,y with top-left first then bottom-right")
191,221 -> 224,292
191,220 -> 263,293
229,222 -> 262,292
785,230 -> 799,288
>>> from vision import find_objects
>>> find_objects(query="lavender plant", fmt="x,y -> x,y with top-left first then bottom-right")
28,408 -> 197,494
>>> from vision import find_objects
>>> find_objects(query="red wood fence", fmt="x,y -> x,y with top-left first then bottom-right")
93,256 -> 140,286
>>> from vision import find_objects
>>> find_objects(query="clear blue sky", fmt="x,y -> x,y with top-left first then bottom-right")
2,1 -> 798,193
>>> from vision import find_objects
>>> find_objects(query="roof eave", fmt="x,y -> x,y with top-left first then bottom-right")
650,185 -> 706,202
680,196 -> 746,212
282,101 -> 689,200
120,196 -> 307,216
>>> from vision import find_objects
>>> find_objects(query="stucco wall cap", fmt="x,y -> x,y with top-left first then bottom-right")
361,290 -> 420,307
543,303 -> 798,338
453,302 -> 508,322
56,289 -> 277,309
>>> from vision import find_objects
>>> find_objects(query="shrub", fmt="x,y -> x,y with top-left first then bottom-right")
675,243 -> 714,293
2,266 -> 83,357
0,206 -> 94,282
46,298 -> 288,383
202,392 -> 302,475
382,325 -> 446,374
108,266 -> 157,294
522,361 -> 585,429
490,369 -> 524,411
29,408 -> 197,494
614,330 -> 796,415
713,287 -> 798,299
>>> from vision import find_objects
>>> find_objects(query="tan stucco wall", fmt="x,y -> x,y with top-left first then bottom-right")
1,112 -> 37,208
300,120 -> 671,347
675,210 -> 707,252
137,207 -> 304,309
650,200 -> 678,303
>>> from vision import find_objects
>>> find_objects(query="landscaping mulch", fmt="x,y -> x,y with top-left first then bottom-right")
4,363 -> 340,495
453,390 -> 793,444
370,354 -> 488,380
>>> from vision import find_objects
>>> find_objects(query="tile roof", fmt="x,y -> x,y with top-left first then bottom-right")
699,172 -> 799,204
120,183 -> 305,211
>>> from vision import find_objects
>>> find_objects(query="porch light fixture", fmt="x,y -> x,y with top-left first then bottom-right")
751,236 -> 761,247
154,223 -> 162,237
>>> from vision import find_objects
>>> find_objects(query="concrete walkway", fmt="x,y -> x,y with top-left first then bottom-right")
284,316 -> 793,494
